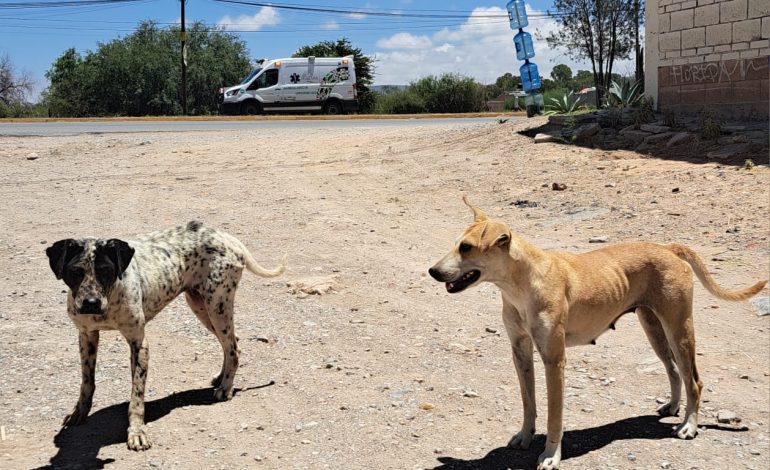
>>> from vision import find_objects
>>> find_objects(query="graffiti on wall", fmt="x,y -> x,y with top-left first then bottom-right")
668,58 -> 768,85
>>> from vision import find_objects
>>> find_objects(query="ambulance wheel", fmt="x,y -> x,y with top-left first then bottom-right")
241,101 -> 262,115
324,100 -> 343,115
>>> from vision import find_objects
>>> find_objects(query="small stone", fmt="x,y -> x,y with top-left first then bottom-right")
660,461 -> 671,469
254,455 -> 264,461
666,132 -> 693,147
717,409 -> 741,424
749,449 -> 761,456
671,187 -> 680,193
589,236 -> 608,243
419,402 -> 435,411
750,296 -> 770,317
655,397 -> 668,404
640,124 -> 671,134
434,448 -> 444,454
149,460 -> 161,468
627,453 -> 637,462
534,133 -> 559,143
301,439 -> 311,444
552,182 -> 567,191
581,407 -> 594,413
485,327 -> 498,334
463,389 -> 479,398
26,153 -> 39,161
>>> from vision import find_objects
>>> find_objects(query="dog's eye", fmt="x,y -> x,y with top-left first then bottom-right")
459,243 -> 472,254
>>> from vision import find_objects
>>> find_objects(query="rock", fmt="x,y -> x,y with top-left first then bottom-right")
552,182 -> 567,191
640,124 -> 671,134
485,327 -> 498,334
511,199 -> 538,208
707,144 -> 749,160
575,123 -> 601,143
619,129 -> 651,145
419,402 -> 435,411
750,296 -> 770,317
581,407 -> 594,413
462,389 -> 479,398
534,133 -> 559,143
643,132 -> 676,145
287,276 -> 339,297
589,236 -> 609,243
661,461 -> 671,469
26,153 -> 39,161
666,132 -> 693,147
717,409 -> 741,424
627,453 -> 637,462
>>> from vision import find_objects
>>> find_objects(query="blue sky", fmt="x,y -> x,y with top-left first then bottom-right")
1,1 -> 628,98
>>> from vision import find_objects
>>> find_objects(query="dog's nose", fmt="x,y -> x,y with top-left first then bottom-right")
428,267 -> 441,281
80,298 -> 102,314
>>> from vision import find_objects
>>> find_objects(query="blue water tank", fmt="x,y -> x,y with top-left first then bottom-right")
520,61 -> 541,92
513,31 -> 535,61
506,0 -> 529,30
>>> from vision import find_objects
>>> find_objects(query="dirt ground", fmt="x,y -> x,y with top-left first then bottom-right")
0,117 -> 768,470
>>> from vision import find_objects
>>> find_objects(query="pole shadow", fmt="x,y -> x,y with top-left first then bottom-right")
35,381 -> 274,470
431,414 -> 748,470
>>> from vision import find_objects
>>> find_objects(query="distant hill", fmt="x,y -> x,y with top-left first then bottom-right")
371,85 -> 407,95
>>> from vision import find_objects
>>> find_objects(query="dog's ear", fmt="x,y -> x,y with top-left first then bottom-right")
46,239 -> 84,280
462,195 -> 488,222
495,232 -> 511,248
102,239 -> 135,279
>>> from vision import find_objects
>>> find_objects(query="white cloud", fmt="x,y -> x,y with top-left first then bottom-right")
376,32 -> 432,50
321,20 -> 340,30
218,6 -> 280,31
372,7 -> 634,86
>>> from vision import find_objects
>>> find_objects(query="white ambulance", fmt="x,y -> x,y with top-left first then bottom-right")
218,56 -> 358,115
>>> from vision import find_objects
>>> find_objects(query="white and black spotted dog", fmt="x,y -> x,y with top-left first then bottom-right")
45,221 -> 285,450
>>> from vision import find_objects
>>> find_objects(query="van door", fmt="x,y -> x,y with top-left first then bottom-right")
278,62 -> 323,111
246,68 -> 280,106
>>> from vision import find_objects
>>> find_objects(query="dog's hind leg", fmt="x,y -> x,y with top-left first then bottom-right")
204,267 -> 243,401
636,306 -> 681,417
502,303 -> 536,450
185,291 -> 226,387
657,301 -> 703,439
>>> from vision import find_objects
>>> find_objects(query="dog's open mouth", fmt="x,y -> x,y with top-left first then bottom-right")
446,270 -> 480,293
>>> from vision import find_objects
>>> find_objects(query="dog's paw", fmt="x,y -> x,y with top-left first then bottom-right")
62,404 -> 90,426
537,448 -> 562,470
656,401 -> 680,417
127,427 -> 152,451
674,420 -> 698,439
507,429 -> 534,450
213,386 -> 234,401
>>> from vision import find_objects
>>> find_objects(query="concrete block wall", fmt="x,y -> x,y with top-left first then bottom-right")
646,0 -> 769,119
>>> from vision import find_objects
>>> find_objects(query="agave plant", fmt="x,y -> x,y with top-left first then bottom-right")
609,79 -> 644,107
546,91 -> 582,115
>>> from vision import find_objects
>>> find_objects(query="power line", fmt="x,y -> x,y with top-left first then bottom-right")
0,0 -> 148,9
209,0 -> 561,19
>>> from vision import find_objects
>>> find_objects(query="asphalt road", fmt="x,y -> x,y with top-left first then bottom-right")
0,117 -> 508,136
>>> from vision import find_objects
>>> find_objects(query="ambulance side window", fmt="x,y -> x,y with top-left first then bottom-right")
247,69 -> 279,90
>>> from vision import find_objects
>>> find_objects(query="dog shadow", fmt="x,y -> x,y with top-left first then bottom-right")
430,415 -> 748,469
37,382 -> 274,470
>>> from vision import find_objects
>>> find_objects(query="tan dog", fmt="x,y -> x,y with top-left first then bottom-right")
428,197 -> 767,470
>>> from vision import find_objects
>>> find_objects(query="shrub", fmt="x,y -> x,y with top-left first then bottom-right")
546,91 -> 582,114
698,109 -> 722,140
373,90 -> 427,114
609,79 -> 644,108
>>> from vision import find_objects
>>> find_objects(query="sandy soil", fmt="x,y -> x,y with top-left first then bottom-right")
0,118 -> 768,470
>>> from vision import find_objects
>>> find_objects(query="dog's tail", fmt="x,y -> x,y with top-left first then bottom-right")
669,244 -> 767,301
222,232 -> 286,278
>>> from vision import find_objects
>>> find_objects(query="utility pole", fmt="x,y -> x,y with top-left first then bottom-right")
180,0 -> 187,115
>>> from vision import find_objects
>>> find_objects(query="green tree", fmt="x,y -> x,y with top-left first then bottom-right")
550,64 -> 573,89
495,72 -> 521,91
573,69 -> 595,90
543,0 -> 636,106
45,21 -> 250,116
293,38 -> 375,113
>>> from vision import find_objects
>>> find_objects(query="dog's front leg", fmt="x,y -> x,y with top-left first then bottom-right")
63,330 -> 100,426
533,321 -> 566,470
126,335 -> 151,451
502,304 -> 536,449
